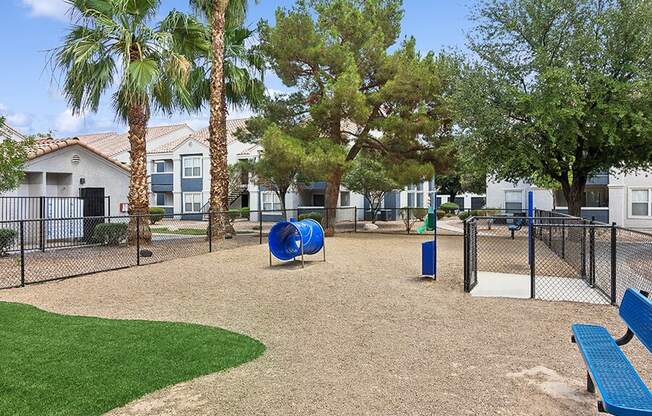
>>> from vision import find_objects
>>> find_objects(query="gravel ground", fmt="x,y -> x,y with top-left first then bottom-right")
0,233 -> 649,416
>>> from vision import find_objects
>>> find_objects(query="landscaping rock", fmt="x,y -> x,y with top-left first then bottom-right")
363,223 -> 379,231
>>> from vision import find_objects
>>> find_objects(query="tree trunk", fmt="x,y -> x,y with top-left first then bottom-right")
562,179 -> 586,218
277,190 -> 287,220
208,0 -> 230,240
126,105 -> 151,245
324,168 -> 343,236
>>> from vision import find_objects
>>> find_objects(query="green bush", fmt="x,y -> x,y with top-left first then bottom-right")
91,223 -> 128,246
458,211 -> 471,221
298,212 -> 323,224
0,228 -> 17,256
399,207 -> 428,220
439,202 -> 459,213
227,209 -> 241,220
436,210 -> 446,220
149,207 -> 165,225
471,208 -> 501,217
240,207 -> 250,218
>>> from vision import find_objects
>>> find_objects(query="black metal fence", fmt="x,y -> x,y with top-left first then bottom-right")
0,196 -> 111,221
463,212 -> 652,305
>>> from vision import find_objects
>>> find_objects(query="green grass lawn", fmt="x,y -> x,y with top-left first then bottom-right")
0,302 -> 265,416
151,227 -> 207,236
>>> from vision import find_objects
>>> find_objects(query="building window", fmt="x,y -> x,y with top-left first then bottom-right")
154,161 -> 166,173
312,194 -> 325,207
406,184 -> 424,208
183,156 -> 202,178
631,189 -> 650,216
262,192 -> 282,211
554,185 -> 608,208
183,193 -> 202,213
340,191 -> 350,207
504,190 -> 523,212
155,193 -> 165,206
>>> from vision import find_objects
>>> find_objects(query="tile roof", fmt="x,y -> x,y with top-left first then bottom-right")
27,138 -> 130,171
150,118 -> 249,154
86,124 -> 191,157
76,132 -> 117,145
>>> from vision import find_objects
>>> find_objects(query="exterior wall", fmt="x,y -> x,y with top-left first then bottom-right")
485,179 -> 554,212
608,169 -> 652,228
2,145 -> 130,216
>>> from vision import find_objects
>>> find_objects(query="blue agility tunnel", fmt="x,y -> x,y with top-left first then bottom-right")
268,218 -> 325,266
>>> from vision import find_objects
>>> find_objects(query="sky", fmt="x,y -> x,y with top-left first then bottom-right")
0,0 -> 474,137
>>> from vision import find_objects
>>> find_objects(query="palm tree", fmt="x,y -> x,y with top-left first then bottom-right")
53,0 -> 207,243
190,0 -> 264,238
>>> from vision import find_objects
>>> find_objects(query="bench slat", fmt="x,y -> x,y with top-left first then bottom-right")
572,324 -> 652,415
620,289 -> 652,353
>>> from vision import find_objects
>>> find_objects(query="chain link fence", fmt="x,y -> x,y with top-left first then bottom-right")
463,211 -> 652,305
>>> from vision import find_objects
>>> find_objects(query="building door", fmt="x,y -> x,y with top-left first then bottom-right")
80,187 -> 105,241
312,194 -> 325,207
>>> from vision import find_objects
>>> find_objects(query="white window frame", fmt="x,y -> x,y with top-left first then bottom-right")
182,156 -> 202,178
406,183 -> 424,208
628,188 -> 652,218
262,191 -> 282,212
504,189 -> 523,211
183,192 -> 202,213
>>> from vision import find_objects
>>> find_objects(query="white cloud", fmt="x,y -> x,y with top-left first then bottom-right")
55,109 -> 84,134
20,0 -> 70,21
6,113 -> 33,128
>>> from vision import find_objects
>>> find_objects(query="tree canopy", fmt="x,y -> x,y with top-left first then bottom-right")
0,117 -> 34,194
456,0 -> 652,215
258,0 -> 453,233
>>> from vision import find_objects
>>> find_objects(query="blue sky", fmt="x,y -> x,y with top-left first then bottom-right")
0,0 -> 473,137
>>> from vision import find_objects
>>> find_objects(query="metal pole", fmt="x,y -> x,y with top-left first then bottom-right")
208,210 -> 213,253
136,215 -> 141,266
530,221 -> 535,299
353,206 -> 357,233
300,235 -> 305,268
407,206 -> 411,235
20,221 -> 25,287
610,222 -> 617,305
463,220 -> 468,292
589,218 -> 595,287
259,209 -> 263,245
561,218 -> 566,259
39,196 -> 45,252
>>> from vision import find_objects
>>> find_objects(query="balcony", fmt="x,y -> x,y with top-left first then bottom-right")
151,173 -> 173,192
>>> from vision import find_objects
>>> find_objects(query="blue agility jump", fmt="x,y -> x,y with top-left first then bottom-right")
268,218 -> 325,267
571,288 -> 652,415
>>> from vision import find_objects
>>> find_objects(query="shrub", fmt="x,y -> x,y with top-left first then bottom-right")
411,207 -> 427,221
228,209 -> 241,220
439,202 -> 459,214
436,210 -> 445,220
0,228 -> 17,256
240,207 -> 250,218
298,212 -> 323,224
91,223 -> 128,246
149,207 -> 165,224
458,211 -> 471,221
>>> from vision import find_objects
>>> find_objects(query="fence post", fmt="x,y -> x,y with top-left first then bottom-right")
463,220 -> 468,292
39,196 -> 45,252
530,220 -> 535,299
259,210 -> 263,245
136,215 -> 141,266
407,206 -> 411,235
581,223 -> 587,280
589,219 -> 595,287
610,222 -> 617,305
208,210 -> 213,253
20,220 -> 25,287
354,206 -> 357,233
561,219 -> 566,259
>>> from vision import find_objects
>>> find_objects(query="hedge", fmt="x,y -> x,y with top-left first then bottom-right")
439,202 -> 459,213
91,223 -> 128,246
149,207 -> 165,224
298,212 -> 323,223
0,228 -> 17,256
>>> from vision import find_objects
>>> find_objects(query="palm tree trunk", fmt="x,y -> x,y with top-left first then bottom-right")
127,104 -> 151,244
208,0 -> 230,240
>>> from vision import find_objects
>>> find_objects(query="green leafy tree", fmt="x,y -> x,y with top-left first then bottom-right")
259,0 -> 453,235
0,117 -> 34,193
457,0 -> 652,216
248,125 -> 310,218
190,0 -> 265,238
53,0 -> 206,243
343,156 -> 398,223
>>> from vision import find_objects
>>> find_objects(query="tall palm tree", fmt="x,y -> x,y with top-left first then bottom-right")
190,0 -> 264,238
53,0 -> 207,243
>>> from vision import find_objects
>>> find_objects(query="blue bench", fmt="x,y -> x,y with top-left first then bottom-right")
571,288 -> 652,415
506,213 -> 527,239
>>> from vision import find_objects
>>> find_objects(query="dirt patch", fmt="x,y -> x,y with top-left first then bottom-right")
0,233 -> 648,415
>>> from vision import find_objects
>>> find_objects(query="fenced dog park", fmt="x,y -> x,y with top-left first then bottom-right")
0,206 -> 650,415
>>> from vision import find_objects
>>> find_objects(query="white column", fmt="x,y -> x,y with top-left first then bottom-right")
172,157 -> 182,213
608,184 -> 625,226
